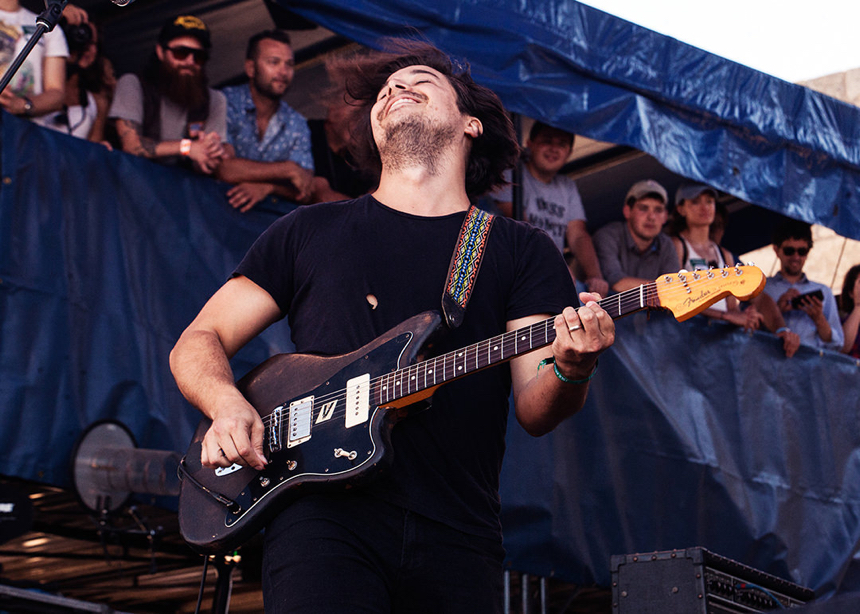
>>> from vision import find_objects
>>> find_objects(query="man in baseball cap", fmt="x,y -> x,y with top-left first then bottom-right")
157,15 -> 212,49
109,15 -> 226,174
593,178 -> 680,293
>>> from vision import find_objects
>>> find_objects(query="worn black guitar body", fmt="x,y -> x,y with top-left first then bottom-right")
178,311 -> 442,554
178,265 -> 767,554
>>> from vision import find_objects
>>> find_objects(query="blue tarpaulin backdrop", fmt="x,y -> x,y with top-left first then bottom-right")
282,0 -> 860,242
0,113 -> 295,484
2,115 -> 860,596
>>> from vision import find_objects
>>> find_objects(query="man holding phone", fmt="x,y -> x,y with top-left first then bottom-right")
763,220 -> 843,351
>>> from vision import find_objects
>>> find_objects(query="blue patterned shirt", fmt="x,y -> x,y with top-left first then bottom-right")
221,84 -> 314,171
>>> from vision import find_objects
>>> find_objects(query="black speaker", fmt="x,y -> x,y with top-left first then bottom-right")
611,548 -> 814,613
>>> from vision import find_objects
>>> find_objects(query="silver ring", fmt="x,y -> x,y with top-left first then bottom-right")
568,324 -> 582,333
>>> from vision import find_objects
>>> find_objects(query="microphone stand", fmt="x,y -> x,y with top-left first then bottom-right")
0,0 -> 68,95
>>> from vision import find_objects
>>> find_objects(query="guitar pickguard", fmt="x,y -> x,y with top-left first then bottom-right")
178,311 -> 443,554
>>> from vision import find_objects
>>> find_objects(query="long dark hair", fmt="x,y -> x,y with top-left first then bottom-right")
327,39 -> 519,200
841,264 -> 860,313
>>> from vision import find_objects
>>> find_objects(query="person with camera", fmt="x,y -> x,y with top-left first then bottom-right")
763,219 -> 844,352
0,0 -> 68,121
35,15 -> 115,142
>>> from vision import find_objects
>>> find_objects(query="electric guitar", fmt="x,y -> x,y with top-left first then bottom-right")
178,265 -> 765,554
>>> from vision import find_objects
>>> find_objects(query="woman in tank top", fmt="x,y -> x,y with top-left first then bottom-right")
665,183 -> 800,356
669,183 -> 761,327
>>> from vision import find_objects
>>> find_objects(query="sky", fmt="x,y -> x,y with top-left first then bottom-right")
580,0 -> 860,83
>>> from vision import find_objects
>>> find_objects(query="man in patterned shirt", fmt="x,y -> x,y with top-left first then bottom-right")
217,29 -> 315,212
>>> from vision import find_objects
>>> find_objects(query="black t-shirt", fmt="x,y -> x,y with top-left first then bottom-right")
234,195 -> 577,539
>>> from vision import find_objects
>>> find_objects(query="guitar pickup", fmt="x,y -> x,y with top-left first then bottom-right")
287,396 -> 313,448
344,374 -> 370,428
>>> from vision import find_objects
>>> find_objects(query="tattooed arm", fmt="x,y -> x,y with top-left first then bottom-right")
115,119 -> 224,174
115,119 -> 159,158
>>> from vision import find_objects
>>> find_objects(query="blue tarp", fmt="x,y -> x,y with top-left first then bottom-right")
282,0 -> 860,241
500,313 -> 860,595
0,113 -> 295,484
2,116 -> 860,595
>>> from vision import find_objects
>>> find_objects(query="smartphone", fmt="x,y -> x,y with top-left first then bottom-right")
791,289 -> 824,309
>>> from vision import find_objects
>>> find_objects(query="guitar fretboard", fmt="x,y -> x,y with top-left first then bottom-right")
377,281 -> 660,405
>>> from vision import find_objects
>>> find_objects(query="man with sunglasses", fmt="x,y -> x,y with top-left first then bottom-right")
763,219 -> 843,351
109,15 -> 226,174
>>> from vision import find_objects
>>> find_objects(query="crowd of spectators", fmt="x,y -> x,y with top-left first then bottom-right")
4,9 -> 858,358
1,10 -> 363,211
490,122 -> 852,359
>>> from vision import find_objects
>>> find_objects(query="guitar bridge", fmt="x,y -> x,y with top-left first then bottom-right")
268,404 -> 285,453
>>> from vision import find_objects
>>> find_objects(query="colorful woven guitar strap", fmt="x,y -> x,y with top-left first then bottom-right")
441,206 -> 495,329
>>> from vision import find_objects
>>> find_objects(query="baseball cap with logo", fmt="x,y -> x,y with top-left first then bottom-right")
158,15 -> 211,49
624,179 -> 668,206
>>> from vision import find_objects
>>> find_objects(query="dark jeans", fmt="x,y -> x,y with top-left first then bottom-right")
262,492 -> 504,613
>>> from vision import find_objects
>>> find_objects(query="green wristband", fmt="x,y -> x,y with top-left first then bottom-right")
537,357 -> 554,374
553,359 -> 599,385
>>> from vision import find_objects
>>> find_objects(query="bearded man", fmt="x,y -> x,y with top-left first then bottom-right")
170,40 -> 614,613
215,30 -> 316,212
108,15 -> 226,174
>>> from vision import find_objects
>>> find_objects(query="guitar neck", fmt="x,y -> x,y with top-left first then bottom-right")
377,282 -> 659,404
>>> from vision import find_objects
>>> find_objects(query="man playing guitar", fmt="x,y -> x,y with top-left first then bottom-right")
169,39 -> 615,613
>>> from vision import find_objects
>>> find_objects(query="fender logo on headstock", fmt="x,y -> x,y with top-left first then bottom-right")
681,277 -> 750,308
655,266 -> 766,322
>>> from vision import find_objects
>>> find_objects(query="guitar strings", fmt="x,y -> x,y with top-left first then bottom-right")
258,268 -> 759,441
257,281 -> 728,437
257,270 -> 751,434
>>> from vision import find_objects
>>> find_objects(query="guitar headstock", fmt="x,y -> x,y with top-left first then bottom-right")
653,265 -> 766,322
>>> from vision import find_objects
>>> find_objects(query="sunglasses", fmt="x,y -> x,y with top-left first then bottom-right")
166,45 -> 208,64
781,246 -> 809,257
